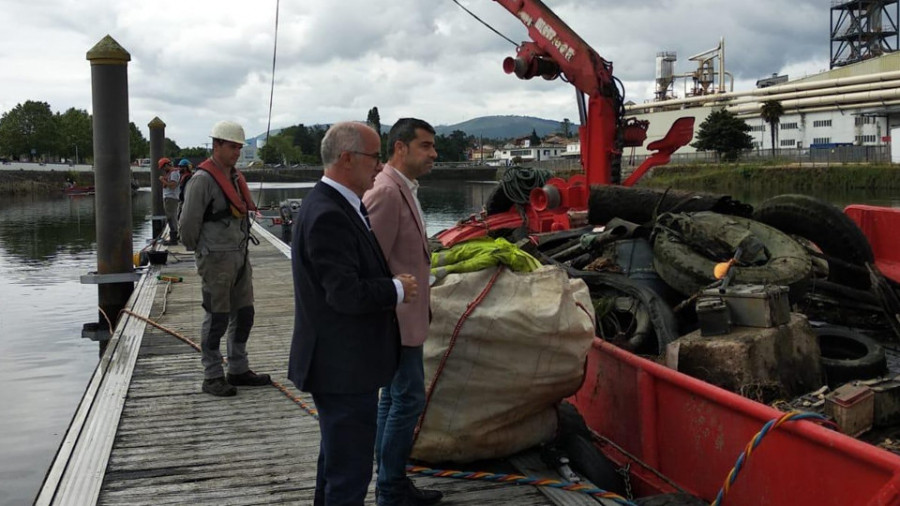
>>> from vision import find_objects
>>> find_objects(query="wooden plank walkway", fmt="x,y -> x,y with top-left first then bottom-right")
38,225 -> 601,505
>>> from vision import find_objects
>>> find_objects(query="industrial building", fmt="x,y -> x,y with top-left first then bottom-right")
623,0 -> 900,159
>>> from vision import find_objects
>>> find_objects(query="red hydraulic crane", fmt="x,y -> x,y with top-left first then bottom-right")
494,0 -> 642,186
436,0 -> 694,247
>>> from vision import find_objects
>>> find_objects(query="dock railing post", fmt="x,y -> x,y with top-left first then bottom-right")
149,117 -> 166,239
87,35 -> 134,348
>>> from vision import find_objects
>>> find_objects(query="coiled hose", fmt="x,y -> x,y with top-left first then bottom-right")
499,166 -> 554,204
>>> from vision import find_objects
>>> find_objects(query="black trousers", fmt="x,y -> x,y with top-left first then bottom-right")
311,390 -> 379,506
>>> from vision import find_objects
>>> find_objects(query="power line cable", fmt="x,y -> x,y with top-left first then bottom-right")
258,0 -> 280,206
265,0 -> 280,148
450,0 -> 518,47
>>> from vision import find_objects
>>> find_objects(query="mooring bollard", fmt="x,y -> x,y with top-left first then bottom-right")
83,35 -> 138,352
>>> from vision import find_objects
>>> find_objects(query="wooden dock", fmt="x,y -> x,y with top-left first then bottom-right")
36,225 -> 606,505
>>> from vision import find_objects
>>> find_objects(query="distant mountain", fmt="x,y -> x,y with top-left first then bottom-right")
253,115 -> 577,144
433,115 -> 577,140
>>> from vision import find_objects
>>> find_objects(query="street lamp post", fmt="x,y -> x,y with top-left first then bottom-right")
74,144 -> 79,165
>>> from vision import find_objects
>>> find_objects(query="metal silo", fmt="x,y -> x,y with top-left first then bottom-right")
655,51 -> 677,101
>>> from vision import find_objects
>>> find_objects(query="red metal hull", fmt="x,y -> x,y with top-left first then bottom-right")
845,204 -> 900,284
570,338 -> 900,505
63,185 -> 95,196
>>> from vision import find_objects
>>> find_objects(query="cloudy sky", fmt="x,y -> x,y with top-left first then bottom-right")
0,0 -> 832,148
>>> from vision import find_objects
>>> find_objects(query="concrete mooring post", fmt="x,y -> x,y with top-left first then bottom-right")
149,117 -> 167,239
86,35 -> 135,346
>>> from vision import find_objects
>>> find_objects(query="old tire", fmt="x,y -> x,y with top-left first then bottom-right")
814,326 -> 887,387
652,213 -> 811,297
752,194 -> 873,289
633,493 -> 708,506
574,270 -> 680,355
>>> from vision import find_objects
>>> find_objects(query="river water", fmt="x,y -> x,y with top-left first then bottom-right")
0,180 -> 896,505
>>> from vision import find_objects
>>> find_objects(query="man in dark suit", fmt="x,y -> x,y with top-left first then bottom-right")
289,121 -> 418,506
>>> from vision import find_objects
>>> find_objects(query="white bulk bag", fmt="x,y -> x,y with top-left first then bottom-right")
412,265 -> 595,463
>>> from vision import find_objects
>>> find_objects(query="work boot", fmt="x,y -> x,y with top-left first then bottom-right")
379,478 -> 442,506
405,478 -> 443,505
202,377 -> 236,397
226,370 -> 272,386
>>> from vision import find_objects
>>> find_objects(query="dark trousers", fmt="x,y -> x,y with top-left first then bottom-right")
312,390 -> 379,506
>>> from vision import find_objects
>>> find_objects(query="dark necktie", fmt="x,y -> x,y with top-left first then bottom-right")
359,202 -> 372,229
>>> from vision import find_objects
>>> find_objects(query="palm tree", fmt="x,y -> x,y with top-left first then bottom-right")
760,100 -> 784,158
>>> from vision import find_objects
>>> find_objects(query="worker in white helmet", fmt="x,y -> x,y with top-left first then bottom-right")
179,120 -> 271,397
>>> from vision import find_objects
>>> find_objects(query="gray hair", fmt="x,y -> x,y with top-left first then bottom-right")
321,122 -> 366,167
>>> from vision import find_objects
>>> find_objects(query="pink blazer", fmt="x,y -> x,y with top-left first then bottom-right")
363,165 -> 431,347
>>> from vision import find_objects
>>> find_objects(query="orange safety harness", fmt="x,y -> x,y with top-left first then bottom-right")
195,158 -> 257,221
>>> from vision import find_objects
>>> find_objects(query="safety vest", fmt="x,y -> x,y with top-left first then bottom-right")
195,158 -> 257,221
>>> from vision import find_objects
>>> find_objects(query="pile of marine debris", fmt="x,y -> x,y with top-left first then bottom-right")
511,186 -> 900,447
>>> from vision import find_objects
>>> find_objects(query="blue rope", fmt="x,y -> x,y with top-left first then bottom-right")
711,411 -> 832,506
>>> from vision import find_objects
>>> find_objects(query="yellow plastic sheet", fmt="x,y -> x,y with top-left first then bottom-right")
431,237 -> 541,279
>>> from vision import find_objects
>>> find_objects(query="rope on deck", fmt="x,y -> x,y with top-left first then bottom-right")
119,308 -> 319,419
711,411 -> 838,506
407,465 -> 636,505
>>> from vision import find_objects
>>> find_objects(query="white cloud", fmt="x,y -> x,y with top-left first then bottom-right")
0,0 -> 839,148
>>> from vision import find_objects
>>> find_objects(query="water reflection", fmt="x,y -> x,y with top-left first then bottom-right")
250,179 -> 499,236
0,191 -> 153,506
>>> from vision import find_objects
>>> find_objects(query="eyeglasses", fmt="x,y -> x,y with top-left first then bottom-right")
350,151 -> 382,163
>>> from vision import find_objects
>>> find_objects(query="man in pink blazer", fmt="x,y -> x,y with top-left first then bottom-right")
363,118 -> 442,506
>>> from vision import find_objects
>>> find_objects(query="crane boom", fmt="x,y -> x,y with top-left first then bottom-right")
493,0 -> 638,185
434,0 -> 694,247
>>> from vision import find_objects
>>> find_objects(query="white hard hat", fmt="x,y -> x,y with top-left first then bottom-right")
210,120 -> 246,145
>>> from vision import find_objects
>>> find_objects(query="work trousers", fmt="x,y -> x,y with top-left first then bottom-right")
197,249 -> 255,379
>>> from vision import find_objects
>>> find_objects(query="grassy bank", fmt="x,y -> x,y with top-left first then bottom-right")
642,163 -> 900,192
6,163 -> 899,196
0,170 -> 82,195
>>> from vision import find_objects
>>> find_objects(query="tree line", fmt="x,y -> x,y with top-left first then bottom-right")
257,107 -> 491,166
0,101 -> 593,167
0,100 -> 205,164
251,103 -> 779,165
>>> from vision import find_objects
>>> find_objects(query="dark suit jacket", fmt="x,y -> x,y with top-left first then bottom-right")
288,181 -> 400,394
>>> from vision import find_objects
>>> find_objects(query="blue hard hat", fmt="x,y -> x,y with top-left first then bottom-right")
178,159 -> 191,167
